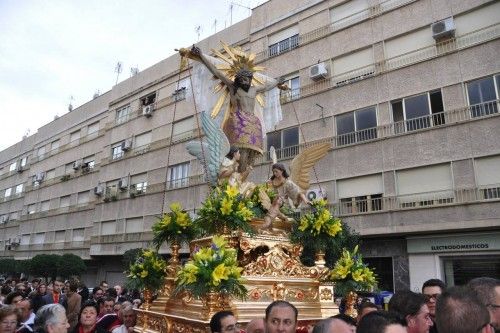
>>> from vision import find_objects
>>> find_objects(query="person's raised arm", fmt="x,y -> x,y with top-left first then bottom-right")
188,46 -> 233,88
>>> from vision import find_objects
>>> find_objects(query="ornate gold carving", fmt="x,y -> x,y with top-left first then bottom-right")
247,285 -> 318,302
320,286 -> 333,301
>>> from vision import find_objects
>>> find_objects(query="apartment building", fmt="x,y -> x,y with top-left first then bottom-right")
1,0 -> 499,289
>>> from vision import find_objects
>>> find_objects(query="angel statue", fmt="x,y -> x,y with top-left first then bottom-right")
179,43 -> 288,173
186,111 -> 255,197
259,143 -> 331,230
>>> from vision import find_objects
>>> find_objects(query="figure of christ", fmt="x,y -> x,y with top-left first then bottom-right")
185,46 -> 287,172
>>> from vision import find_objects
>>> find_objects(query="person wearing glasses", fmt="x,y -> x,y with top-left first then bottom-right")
469,277 -> 500,332
422,279 -> 446,333
435,286 -> 493,333
209,311 -> 240,333
0,305 -> 19,333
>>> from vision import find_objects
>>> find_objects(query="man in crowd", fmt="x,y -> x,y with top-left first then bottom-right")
65,281 -> 82,330
209,310 -> 239,333
245,318 -> 265,333
311,317 -> 354,333
16,299 -> 35,333
42,279 -> 67,309
422,279 -> 446,333
111,302 -> 137,333
265,301 -> 298,333
468,277 -> 500,332
435,286 -> 492,333
357,301 -> 379,325
389,290 -> 433,333
91,287 -> 104,301
357,311 -> 407,333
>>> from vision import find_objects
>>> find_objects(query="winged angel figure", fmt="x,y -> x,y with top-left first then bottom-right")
259,143 -> 331,230
186,111 -> 255,197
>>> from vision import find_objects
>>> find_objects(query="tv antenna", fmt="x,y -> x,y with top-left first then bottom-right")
114,61 -> 123,85
229,1 -> 252,25
68,95 -> 74,112
130,66 -> 139,77
213,19 -> 217,34
195,25 -> 202,41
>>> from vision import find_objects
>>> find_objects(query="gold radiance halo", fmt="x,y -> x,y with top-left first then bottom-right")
210,41 -> 266,122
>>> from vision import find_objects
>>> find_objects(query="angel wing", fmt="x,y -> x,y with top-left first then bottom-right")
186,111 -> 230,185
258,187 -> 272,210
289,143 -> 331,191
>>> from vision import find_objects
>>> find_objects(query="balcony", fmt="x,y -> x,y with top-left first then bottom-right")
91,231 -> 153,244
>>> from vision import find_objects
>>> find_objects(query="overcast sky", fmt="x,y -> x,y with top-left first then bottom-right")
0,0 -> 266,151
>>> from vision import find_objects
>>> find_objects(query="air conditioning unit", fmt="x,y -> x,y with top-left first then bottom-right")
94,185 -> 104,196
431,17 -> 455,40
309,63 -> 328,81
118,177 -> 129,190
72,161 -> 82,170
306,188 -> 327,201
121,139 -> 132,151
142,105 -> 154,117
35,172 -> 45,182
1,215 -> 9,223
16,164 -> 24,173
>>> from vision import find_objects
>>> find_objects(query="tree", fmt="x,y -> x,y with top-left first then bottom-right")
122,248 -> 142,269
30,254 -> 60,281
57,254 -> 86,279
0,258 -> 18,276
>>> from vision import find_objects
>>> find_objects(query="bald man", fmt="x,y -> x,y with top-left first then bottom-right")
246,318 -> 265,333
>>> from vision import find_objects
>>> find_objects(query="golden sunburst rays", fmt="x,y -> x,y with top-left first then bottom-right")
209,41 -> 266,120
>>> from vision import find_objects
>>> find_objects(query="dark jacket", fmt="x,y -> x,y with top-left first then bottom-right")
42,292 -> 68,309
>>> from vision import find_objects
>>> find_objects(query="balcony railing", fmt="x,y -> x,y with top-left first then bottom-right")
91,231 -> 153,244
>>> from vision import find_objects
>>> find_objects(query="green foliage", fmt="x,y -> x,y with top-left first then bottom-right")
29,254 -> 60,280
57,254 -> 86,279
152,202 -> 196,249
122,248 -> 142,269
195,184 -> 254,236
175,235 -> 247,300
0,259 -> 19,276
126,249 -> 167,290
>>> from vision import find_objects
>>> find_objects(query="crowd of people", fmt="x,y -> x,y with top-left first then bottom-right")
1,276 -> 498,333
0,279 -> 141,333
209,277 -> 499,333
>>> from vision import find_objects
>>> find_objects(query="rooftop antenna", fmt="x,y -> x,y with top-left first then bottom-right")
130,66 -> 139,77
195,25 -> 202,41
93,90 -> 100,99
68,95 -> 74,112
213,18 -> 217,34
230,1 -> 252,25
22,129 -> 30,140
114,61 -> 123,85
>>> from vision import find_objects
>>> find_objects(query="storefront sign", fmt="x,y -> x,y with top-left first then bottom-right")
407,232 -> 500,253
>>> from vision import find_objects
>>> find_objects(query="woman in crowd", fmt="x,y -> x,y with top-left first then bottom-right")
0,305 -> 19,333
71,301 -> 106,333
33,304 -> 69,333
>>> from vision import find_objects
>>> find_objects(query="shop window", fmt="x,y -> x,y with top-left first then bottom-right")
364,257 -> 394,292
336,106 -> 377,146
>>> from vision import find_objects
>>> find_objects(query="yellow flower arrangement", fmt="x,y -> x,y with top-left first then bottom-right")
175,235 -> 247,300
291,199 -> 343,252
196,183 -> 254,235
126,249 -> 167,291
329,245 -> 377,295
152,202 -> 196,248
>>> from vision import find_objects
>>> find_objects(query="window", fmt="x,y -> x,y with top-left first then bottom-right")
9,162 -> 16,172
266,127 -> 299,159
111,143 -> 124,160
65,162 -> 74,174
21,235 -> 30,245
280,75 -> 300,102
337,174 -> 383,214
475,155 -> 500,200
391,90 -> 444,133
455,2 -> 500,35
116,105 -> 131,124
41,200 -> 50,212
37,146 -> 46,159
336,106 -> 377,146
467,75 -> 499,117
72,228 -> 85,242
83,155 -> 95,170
333,47 -> 375,85
135,131 -> 152,149
5,188 -> 12,198
396,164 -> 453,207
33,233 -> 45,245
131,173 -> 148,195
55,230 -> 65,243
46,169 -> 55,180
126,217 -> 143,233
20,157 -> 28,167
330,0 -> 370,29
51,140 -> 60,151
167,162 -> 190,189
141,93 -> 156,106
70,130 -> 80,144
172,117 -> 194,142
87,122 -> 99,136
101,221 -> 116,235
77,191 -> 89,205
15,184 -> 23,194
27,203 -> 36,214
268,25 -> 299,57
60,195 -> 70,208
385,28 -> 435,60
172,78 -> 190,101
